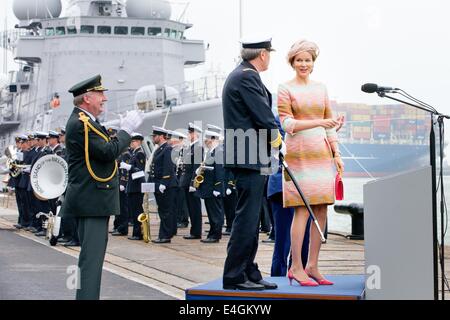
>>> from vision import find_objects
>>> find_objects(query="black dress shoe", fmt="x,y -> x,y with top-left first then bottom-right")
200,238 -> 219,243
183,235 -> 201,240
128,236 -> 143,241
57,237 -> 71,243
13,224 -> 23,229
152,238 -> 171,244
255,279 -> 278,290
109,229 -> 118,234
35,230 -> 47,237
64,240 -> 80,247
29,227 -> 38,233
261,238 -> 275,244
222,230 -> 231,236
111,231 -> 127,236
177,223 -> 188,228
223,280 -> 265,291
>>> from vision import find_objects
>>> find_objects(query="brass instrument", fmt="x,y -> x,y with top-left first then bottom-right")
4,146 -> 30,178
193,151 -> 208,189
31,155 -> 68,246
137,193 -> 151,243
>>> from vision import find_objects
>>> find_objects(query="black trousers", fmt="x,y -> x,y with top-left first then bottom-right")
16,188 -> 31,227
155,187 -> 176,240
128,193 -> 144,238
260,195 -> 272,233
223,191 -> 237,231
76,217 -> 109,300
61,216 -> 79,242
223,169 -> 266,286
204,197 -> 224,240
115,191 -> 129,234
184,188 -> 202,237
176,187 -> 189,225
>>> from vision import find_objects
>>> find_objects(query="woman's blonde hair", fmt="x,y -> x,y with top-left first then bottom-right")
287,39 -> 320,66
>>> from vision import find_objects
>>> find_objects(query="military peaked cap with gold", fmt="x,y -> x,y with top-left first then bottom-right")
68,74 -> 108,97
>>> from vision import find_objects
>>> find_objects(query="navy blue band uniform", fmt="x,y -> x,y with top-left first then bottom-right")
194,144 -> 225,241
180,140 -> 204,239
147,141 -> 177,241
126,146 -> 146,239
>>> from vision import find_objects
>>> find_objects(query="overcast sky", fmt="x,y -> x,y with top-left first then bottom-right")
2,0 -> 450,114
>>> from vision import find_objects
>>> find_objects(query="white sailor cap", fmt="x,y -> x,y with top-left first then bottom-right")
131,132 -> 144,141
188,122 -> 203,133
34,131 -> 48,139
240,36 -> 275,51
204,130 -> 221,139
169,130 -> 187,140
59,127 -> 66,135
18,134 -> 29,141
206,124 -> 222,134
151,126 -> 169,136
48,130 -> 59,138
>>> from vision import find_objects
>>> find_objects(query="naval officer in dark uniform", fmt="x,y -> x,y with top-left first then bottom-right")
194,128 -> 225,243
222,37 -> 286,290
59,75 -> 142,300
147,127 -> 178,243
181,123 -> 204,240
121,133 -> 147,240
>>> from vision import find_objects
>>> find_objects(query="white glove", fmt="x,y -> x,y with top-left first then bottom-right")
195,167 -> 201,176
159,184 -> 166,194
23,166 -> 31,173
120,162 -> 132,171
189,186 -> 196,193
120,110 -> 143,135
272,140 -> 287,160
119,185 -> 125,192
226,188 -> 232,196
213,191 -> 221,197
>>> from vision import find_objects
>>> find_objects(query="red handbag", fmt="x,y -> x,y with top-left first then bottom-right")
335,170 -> 344,201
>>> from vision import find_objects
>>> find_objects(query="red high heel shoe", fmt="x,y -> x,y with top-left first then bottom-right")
305,268 -> 334,286
287,269 -> 318,287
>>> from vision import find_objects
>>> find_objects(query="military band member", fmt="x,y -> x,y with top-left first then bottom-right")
31,131 -> 53,237
181,123 -> 204,240
59,74 -> 142,300
12,135 -> 29,229
222,37 -> 285,291
59,127 -> 66,148
120,133 -> 146,240
195,129 -> 225,243
111,147 -> 131,236
22,133 -> 38,233
48,130 -> 64,156
148,127 -> 177,244
222,168 -> 237,235
170,131 -> 190,229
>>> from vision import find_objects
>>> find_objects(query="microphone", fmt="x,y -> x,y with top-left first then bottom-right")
361,83 -> 398,93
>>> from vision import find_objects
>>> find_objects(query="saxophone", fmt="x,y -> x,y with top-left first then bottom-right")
137,193 -> 151,243
193,150 -> 208,189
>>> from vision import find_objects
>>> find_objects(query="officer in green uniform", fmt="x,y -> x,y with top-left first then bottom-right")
60,75 -> 143,300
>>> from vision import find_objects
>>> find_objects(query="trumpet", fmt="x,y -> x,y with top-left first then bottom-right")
137,193 -> 151,243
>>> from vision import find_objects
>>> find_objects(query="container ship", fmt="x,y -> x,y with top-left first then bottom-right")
332,102 -> 433,177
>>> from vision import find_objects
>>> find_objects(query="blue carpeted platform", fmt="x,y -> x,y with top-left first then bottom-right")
186,275 -> 365,300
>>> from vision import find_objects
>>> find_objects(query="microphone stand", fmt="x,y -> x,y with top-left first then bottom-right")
377,91 -> 448,300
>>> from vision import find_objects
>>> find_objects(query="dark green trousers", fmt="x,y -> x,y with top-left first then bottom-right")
76,216 -> 110,300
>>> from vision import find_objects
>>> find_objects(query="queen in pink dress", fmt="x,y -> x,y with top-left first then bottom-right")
277,40 -> 344,286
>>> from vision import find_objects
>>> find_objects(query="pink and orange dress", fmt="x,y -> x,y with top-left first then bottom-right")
278,81 -> 338,208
